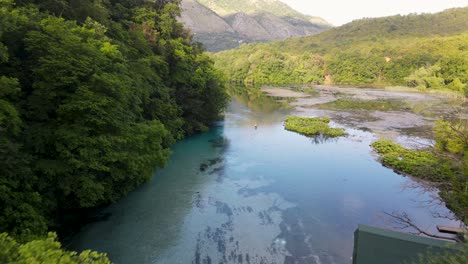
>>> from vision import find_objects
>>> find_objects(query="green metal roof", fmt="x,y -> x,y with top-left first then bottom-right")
353,225 -> 459,264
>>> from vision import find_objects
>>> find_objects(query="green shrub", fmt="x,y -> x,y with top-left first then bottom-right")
0,232 -> 110,263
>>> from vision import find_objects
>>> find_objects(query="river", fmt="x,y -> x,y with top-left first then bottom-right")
69,88 -> 460,264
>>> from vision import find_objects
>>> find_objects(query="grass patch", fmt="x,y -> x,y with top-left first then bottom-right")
371,140 -> 467,224
317,98 -> 410,111
284,116 -> 347,137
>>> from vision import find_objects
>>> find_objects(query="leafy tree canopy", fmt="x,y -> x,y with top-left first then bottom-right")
0,0 -> 227,242
0,232 -> 110,263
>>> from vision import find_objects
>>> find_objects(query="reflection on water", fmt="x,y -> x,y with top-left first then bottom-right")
69,87 -> 461,264
226,85 -> 293,128
227,85 -> 292,113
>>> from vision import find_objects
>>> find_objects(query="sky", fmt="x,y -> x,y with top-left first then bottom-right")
281,0 -> 468,26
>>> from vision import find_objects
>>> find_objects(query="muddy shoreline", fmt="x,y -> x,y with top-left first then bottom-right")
262,86 -> 466,147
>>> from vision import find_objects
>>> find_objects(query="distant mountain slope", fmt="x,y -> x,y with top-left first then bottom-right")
196,0 -> 330,25
213,7 -> 468,94
179,0 -> 331,51
282,6 -> 468,52
180,0 -> 233,33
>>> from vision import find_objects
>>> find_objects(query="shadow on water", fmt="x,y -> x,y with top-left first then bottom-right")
68,124 -> 229,263
64,125 -> 229,248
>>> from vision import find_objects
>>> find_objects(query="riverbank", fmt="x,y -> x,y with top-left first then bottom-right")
261,85 -> 466,146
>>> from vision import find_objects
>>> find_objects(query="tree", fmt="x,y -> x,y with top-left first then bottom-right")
0,232 -> 110,263
405,65 -> 445,89
434,119 -> 468,156
0,0 -> 227,241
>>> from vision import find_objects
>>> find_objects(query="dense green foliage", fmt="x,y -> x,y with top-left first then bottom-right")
0,0 -> 227,242
434,119 -> 468,156
0,232 -> 109,263
213,8 -> 468,94
284,116 -> 347,137
371,120 -> 467,224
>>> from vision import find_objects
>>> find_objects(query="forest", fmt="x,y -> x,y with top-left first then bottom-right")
213,7 -> 468,95
0,0 -> 227,257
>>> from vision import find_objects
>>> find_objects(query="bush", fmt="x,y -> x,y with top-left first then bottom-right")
0,232 -> 110,263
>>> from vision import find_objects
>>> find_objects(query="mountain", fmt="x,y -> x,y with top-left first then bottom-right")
195,0 -> 328,25
179,0 -> 331,51
213,7 -> 468,94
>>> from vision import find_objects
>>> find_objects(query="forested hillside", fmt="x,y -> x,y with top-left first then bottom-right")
0,0 -> 227,244
214,7 -> 468,95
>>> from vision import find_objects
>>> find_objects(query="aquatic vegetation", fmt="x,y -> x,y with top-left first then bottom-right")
284,116 -> 347,137
316,98 -> 410,112
371,140 -> 444,178
371,126 -> 468,224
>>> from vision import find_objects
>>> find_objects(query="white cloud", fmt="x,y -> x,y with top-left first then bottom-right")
281,0 -> 468,25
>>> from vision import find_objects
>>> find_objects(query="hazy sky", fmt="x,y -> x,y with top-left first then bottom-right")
281,0 -> 468,25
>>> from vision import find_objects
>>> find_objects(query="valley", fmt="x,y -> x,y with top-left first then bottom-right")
214,7 -> 468,95
0,1 -> 466,263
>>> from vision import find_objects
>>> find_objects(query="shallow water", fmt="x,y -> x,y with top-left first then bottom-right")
70,96 -> 460,264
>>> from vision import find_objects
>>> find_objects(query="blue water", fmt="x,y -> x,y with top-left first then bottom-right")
69,98 -> 459,264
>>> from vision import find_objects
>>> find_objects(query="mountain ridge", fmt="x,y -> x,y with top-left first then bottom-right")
179,0 -> 331,51
195,0 -> 330,25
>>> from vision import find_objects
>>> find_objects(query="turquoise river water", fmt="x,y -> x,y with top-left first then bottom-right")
69,97 -> 460,264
